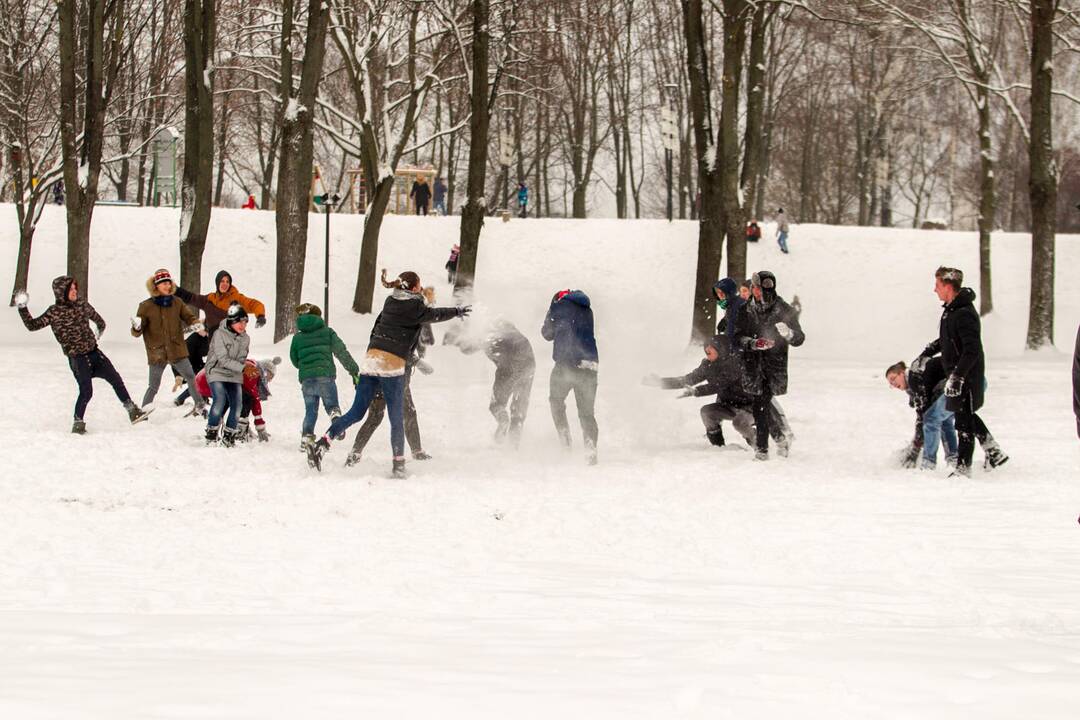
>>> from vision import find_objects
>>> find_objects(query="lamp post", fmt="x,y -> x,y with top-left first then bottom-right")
317,192 -> 341,323
661,83 -> 678,223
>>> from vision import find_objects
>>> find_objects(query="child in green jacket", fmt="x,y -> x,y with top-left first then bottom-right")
289,304 -> 359,450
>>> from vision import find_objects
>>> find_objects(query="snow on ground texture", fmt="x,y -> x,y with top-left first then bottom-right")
1,205 -> 1079,719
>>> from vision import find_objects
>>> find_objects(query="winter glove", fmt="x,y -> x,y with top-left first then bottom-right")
752,338 -> 775,351
257,428 -> 270,442
898,443 -> 920,469
131,316 -> 143,331
944,373 -> 963,398
774,322 -> 794,341
14,291 -> 28,309
184,322 -> 206,336
415,359 -> 434,375
256,315 -> 267,329
641,373 -> 662,387
456,305 -> 472,318
676,388 -> 694,398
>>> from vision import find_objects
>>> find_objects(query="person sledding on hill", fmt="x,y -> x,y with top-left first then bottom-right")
542,289 -> 599,465
733,270 -> 804,460
290,303 -> 359,452
203,304 -> 251,446
306,270 -> 470,478
345,279 -> 438,466
644,335 -> 756,448
444,318 -> 536,448
194,357 -> 280,443
15,277 -> 149,433
173,270 -> 267,405
132,269 -> 207,416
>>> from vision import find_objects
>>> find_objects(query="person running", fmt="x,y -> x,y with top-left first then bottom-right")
173,270 -> 266,404
15,277 -> 148,433
886,356 -> 957,469
643,335 -> 756,448
306,271 -> 469,477
131,269 -> 207,415
445,318 -> 536,447
916,267 -> 1008,476
290,303 -> 358,451
733,270 -> 804,460
203,304 -> 251,446
542,289 -> 599,464
344,282 -> 438,466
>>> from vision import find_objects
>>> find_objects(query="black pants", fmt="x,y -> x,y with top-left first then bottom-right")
751,390 -> 774,453
351,367 -> 422,455
953,390 -> 990,470
68,349 -> 132,420
491,364 -> 534,441
416,201 -> 428,216
549,364 -> 598,449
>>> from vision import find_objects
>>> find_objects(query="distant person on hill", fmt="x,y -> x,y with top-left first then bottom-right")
173,270 -> 267,405
433,177 -> 447,216
517,182 -> 529,218
746,221 -> 761,243
289,303 -> 358,452
445,244 -> 460,284
542,289 -> 599,465
14,277 -> 149,434
775,208 -> 790,254
241,195 -> 257,209
915,267 -> 1008,476
410,176 -> 431,216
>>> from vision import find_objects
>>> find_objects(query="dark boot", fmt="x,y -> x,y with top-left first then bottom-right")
221,428 -> 238,448
307,437 -> 330,471
126,402 -> 150,424
392,458 -> 407,478
72,418 -> 87,435
205,425 -> 220,445
412,450 -> 432,460
706,429 -> 726,447
983,440 -> 1009,470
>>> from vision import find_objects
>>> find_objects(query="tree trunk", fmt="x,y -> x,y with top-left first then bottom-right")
352,177 -> 394,313
740,1 -> 768,226
682,0 -> 724,343
720,0 -> 748,285
180,0 -> 216,293
455,0 -> 492,293
974,83 -> 995,316
1026,0 -> 1057,349
273,0 -> 329,342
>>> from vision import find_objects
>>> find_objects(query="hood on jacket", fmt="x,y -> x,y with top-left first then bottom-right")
948,287 -> 977,309
391,288 -> 424,302
714,278 -> 738,300
553,290 -> 591,308
296,313 -> 326,333
52,275 -> 75,304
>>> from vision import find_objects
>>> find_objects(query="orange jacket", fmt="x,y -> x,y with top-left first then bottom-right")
206,285 -> 266,318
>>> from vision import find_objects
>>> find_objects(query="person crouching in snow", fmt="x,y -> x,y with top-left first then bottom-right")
345,279 -> 437,466
203,304 -> 251,445
306,271 -> 470,477
444,318 -> 536,447
195,357 -> 279,442
541,289 -> 600,464
643,335 -> 756,447
289,303 -> 359,452
132,269 -> 207,415
14,277 -> 149,433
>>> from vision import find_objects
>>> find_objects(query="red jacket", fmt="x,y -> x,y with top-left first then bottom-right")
194,360 -> 266,428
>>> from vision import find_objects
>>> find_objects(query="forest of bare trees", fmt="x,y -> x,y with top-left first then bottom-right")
2,0 -> 1077,345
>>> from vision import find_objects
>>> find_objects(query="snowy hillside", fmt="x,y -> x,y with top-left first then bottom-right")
1,204 -> 1078,718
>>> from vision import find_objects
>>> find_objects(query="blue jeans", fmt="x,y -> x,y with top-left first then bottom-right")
327,374 -> 406,457
301,376 -> 341,435
777,231 -> 789,253
921,394 -> 957,467
208,381 -> 243,430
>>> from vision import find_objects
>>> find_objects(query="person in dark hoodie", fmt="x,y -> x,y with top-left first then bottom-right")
713,277 -> 746,341
733,270 -> 805,460
916,267 -> 1008,476
306,271 -> 469,477
15,277 -> 148,433
541,289 -> 599,464
643,335 -> 756,447
445,318 -> 536,447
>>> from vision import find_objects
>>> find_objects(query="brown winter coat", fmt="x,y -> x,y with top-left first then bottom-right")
18,276 -> 105,357
132,277 -> 200,365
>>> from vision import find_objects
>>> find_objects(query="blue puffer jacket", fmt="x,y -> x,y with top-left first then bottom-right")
541,290 -> 599,369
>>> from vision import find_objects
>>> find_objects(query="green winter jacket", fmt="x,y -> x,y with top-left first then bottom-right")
289,314 -> 359,381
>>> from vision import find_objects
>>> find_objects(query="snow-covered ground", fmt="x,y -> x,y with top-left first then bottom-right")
1,205 -> 1078,718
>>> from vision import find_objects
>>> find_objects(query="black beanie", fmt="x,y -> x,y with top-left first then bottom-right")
215,270 -> 232,288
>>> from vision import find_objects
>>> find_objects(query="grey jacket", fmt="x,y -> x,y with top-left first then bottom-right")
205,319 -> 250,383
777,212 -> 790,233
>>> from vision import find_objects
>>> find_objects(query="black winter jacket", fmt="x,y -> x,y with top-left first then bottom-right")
733,295 -> 805,396
921,287 -> 985,412
368,289 -> 459,360
661,339 -> 753,407
906,356 -> 948,448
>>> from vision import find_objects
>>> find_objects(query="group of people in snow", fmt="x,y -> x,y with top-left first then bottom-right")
643,271 -> 804,460
885,266 -> 1009,477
